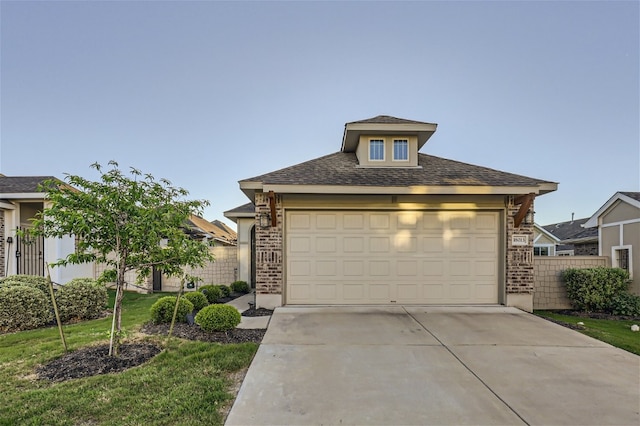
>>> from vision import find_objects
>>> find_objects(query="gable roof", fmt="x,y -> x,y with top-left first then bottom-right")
239,152 -> 557,200
542,217 -> 597,243
348,115 -> 436,125
534,223 -> 561,243
185,215 -> 237,245
224,202 -> 255,223
583,191 -> 640,228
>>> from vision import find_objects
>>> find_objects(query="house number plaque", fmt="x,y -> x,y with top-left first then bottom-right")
511,235 -> 529,246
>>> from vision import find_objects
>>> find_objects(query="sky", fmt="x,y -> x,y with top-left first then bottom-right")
1,1 -> 638,230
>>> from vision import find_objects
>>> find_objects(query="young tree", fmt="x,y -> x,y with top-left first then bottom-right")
32,161 -> 213,356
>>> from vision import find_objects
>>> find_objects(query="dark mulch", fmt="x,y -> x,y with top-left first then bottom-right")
140,322 -> 266,344
554,310 -> 640,321
242,307 -> 274,317
37,343 -> 161,382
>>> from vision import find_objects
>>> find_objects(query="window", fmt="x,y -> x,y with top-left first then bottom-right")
533,246 -> 549,256
393,139 -> 408,161
369,139 -> 384,161
614,247 -> 631,277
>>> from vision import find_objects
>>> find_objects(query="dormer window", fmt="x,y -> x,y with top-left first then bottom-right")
393,139 -> 408,161
369,139 -> 385,161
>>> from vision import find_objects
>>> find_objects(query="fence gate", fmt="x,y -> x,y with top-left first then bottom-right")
16,227 -> 45,276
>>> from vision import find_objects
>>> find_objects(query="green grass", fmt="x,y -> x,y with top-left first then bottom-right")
535,310 -> 640,356
0,290 -> 259,425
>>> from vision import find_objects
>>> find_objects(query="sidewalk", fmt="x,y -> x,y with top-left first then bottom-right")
225,292 -> 271,329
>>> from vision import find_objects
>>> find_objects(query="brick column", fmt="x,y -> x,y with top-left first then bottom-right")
254,192 -> 284,308
505,197 -> 534,311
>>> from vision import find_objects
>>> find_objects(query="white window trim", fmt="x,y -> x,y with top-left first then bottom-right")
611,245 -> 633,279
369,139 -> 385,161
392,139 -> 409,162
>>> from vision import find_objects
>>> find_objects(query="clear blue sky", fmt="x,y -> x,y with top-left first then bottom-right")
1,1 -> 638,229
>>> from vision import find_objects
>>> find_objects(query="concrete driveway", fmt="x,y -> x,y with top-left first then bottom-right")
226,306 -> 640,425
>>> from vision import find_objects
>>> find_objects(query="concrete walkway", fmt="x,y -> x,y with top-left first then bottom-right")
226,306 -> 640,425
225,292 -> 270,329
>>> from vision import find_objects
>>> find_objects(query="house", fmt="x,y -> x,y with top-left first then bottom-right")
541,216 -> 599,256
533,223 -> 560,256
185,214 -> 237,246
583,192 -> 640,295
226,116 -> 557,312
0,175 -> 93,283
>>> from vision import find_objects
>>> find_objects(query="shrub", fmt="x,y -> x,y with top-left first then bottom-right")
195,304 -> 241,332
56,278 -> 108,322
217,285 -> 231,298
562,267 -> 630,312
0,285 -> 53,332
0,274 -> 50,295
231,280 -> 250,294
183,291 -> 208,311
199,285 -> 223,304
150,296 -> 194,324
607,292 -> 640,317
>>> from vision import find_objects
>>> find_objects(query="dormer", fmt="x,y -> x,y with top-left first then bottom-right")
341,115 -> 438,167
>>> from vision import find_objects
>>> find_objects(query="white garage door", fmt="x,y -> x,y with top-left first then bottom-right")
286,210 -> 500,305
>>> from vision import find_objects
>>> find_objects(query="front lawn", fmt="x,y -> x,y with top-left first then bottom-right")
535,310 -> 640,356
0,290 -> 259,425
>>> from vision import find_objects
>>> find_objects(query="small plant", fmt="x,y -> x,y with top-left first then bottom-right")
150,296 -> 194,324
562,267 -> 630,312
56,278 -> 108,322
195,304 -> 241,332
183,291 -> 208,311
0,285 -> 53,332
217,285 -> 231,298
607,292 -> 640,317
199,285 -> 223,304
0,274 -> 50,295
231,280 -> 250,294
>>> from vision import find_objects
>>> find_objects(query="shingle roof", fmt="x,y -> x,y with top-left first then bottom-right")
542,218 -> 598,242
347,115 -> 436,126
0,176 -> 59,193
621,192 -> 640,202
240,152 -> 555,189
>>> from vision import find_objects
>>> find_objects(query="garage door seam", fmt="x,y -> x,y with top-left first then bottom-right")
403,306 -> 531,426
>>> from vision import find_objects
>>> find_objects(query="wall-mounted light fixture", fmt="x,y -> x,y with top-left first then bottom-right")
259,212 -> 271,228
525,209 -> 534,225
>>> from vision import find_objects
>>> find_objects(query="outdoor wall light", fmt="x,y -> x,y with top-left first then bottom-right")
259,212 -> 271,228
525,209 -> 534,225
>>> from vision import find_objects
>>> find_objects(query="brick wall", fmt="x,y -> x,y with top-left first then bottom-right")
533,256 -> 609,310
254,192 -> 283,296
505,199 -> 535,295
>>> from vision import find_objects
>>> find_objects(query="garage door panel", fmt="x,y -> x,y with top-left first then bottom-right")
286,210 -> 499,305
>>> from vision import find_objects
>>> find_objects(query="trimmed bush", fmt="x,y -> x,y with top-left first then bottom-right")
183,291 -> 208,311
150,296 -> 194,324
607,292 -> 640,317
0,285 -> 53,332
56,278 -> 108,322
0,274 -> 50,295
195,304 -> 241,332
217,285 -> 231,298
199,285 -> 223,304
231,280 -> 250,294
562,267 -> 630,312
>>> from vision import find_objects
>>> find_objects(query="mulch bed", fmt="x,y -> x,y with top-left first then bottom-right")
140,322 -> 266,343
37,343 -> 161,382
242,307 -> 274,317
554,310 -> 640,321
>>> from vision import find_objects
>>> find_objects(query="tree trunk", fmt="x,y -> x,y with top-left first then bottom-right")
108,261 -> 127,357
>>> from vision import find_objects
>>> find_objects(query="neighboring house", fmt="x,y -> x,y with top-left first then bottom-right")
185,214 -> 237,246
583,192 -> 640,295
542,216 -> 599,256
227,115 -> 557,311
533,223 -> 560,256
0,175 -> 93,283
224,202 -> 256,288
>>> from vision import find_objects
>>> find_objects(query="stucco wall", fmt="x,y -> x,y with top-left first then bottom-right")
95,245 -> 238,293
533,256 -> 609,310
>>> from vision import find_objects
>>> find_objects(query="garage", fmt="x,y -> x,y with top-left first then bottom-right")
286,210 -> 501,305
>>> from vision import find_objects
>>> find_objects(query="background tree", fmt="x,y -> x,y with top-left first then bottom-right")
32,161 -> 213,356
